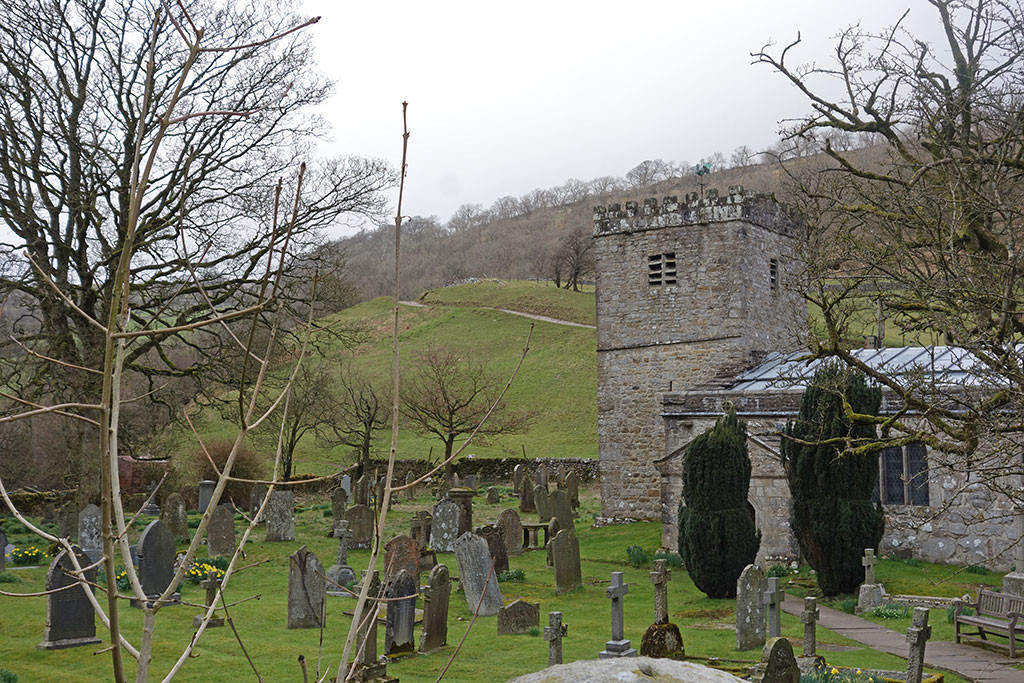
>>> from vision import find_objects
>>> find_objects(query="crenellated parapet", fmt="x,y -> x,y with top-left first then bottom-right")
592,185 -> 801,238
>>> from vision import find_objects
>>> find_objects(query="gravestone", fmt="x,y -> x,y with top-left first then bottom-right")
78,504 -> 102,564
331,486 -> 348,525
431,498 -> 461,552
752,637 -> 800,683
906,607 -> 932,683
410,510 -> 432,549
374,476 -> 385,510
465,474 -> 477,492
264,490 -> 294,542
453,532 -> 504,617
345,504 -> 374,550
404,471 -> 416,500
534,485 -> 551,523
355,475 -> 369,507
192,577 -> 224,628
452,472 -> 461,488
341,474 -> 352,497
207,504 -> 236,557
498,599 -> 540,635
857,548 -> 884,614
448,488 -> 474,536
566,472 -> 581,509
536,464 -> 549,490
551,529 -> 582,594
513,464 -> 524,494
198,480 -> 216,513
419,563 -> 451,652
548,489 -> 574,531
141,480 -> 161,515
556,464 -> 567,487
353,570 -> 388,681
384,569 -> 417,655
161,493 -> 189,541
249,485 -> 268,524
544,611 -> 567,666
599,571 -> 637,658
545,518 -> 561,568
384,535 -> 420,583
801,597 -> 819,657
497,508 -> 523,556
476,524 -> 509,574
326,520 -> 356,594
57,503 -> 78,540
519,474 -> 536,513
436,477 -> 450,500
764,577 -> 783,639
736,564 -> 767,650
640,559 -> 683,658
137,520 -> 178,606
288,546 -> 326,629
37,546 -> 102,650
486,486 -> 500,504
863,547 -> 878,584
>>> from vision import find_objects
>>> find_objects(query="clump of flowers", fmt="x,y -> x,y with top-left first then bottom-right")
185,560 -> 225,585
802,665 -> 876,683
10,546 -> 47,566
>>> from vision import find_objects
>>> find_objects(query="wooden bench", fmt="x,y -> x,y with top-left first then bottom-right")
954,589 -> 1024,657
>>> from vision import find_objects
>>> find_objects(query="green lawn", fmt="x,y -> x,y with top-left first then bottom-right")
418,279 -> 597,327
0,488 -> 970,682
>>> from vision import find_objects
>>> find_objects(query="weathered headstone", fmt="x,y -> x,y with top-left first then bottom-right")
477,524 -> 509,574
536,464 -> 549,490
801,597 -> 819,657
449,488 -> 474,536
410,510 -> 432,549
345,504 -> 374,550
764,577 -> 783,639
340,474 -> 352,498
161,493 -> 189,541
326,520 -> 356,594
385,569 -> 417,655
497,508 -> 523,557
556,464 -> 567,488
404,471 -> 416,501
486,486 -> 500,504
906,607 -> 932,683
857,548 -> 884,613
452,472 -> 461,488
544,611 -> 567,666
78,504 -> 102,564
453,531 -> 504,617
513,464 -> 524,494
264,490 -> 294,542
551,529 -> 582,594
640,559 -> 683,658
736,564 -> 767,650
752,637 -> 799,683
862,547 -> 878,584
141,480 -> 161,515
519,474 -> 536,513
356,475 -> 370,507
192,577 -> 224,628
419,563 -> 451,652
498,599 -> 540,635
57,503 -> 78,540
465,474 -> 477,492
545,518 -> 561,568
548,489 -> 574,531
599,571 -> 637,658
353,570 -> 387,680
566,472 -> 581,509
331,486 -> 348,524
431,498 -> 461,552
137,520 -> 178,606
288,546 -> 325,629
534,485 -> 551,523
37,546 -> 102,650
207,504 -> 236,557
373,476 -> 385,510
249,484 -> 268,524
384,535 -> 420,583
198,480 -> 216,513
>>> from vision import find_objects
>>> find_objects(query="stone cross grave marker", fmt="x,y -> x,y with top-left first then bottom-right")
327,520 -> 356,595
566,472 -> 581,509
857,548 -> 884,613
265,490 -> 295,542
862,548 -> 877,584
549,489 -> 574,531
431,498 -> 461,552
551,529 -> 582,594
486,486 -> 500,504
513,464 -> 524,494
497,599 -> 540,635
344,504 -> 374,550
78,504 -> 102,564
207,504 -> 236,557
384,534 -> 420,583
534,485 -> 551,523
137,520 -> 179,607
454,532 -> 504,616
249,484 -> 268,524
650,558 -> 670,623
764,576 -> 784,638
331,486 -> 348,526
161,493 -> 189,541
801,596 -> 820,657
410,510 -> 432,549
906,607 -> 932,683
37,547 -> 102,650
497,508 -> 523,556
599,571 -> 638,658
198,480 -> 216,513
405,471 -> 416,500
141,480 -> 161,515
57,503 -> 78,540
519,473 -> 536,513
288,545 -> 325,629
385,569 -> 417,655
419,563 -> 451,653
192,577 -> 224,628
477,524 -> 509,574
544,611 -> 568,666
736,564 -> 767,650
754,637 -> 799,683
640,559 -> 683,658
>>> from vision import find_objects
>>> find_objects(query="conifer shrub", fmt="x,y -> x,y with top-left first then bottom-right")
781,363 -> 885,596
678,410 -> 760,598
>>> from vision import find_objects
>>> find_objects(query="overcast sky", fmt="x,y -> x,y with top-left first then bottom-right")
300,1 -> 945,237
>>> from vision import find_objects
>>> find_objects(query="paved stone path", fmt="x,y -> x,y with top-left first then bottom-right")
399,301 -> 596,329
781,593 -> 1024,682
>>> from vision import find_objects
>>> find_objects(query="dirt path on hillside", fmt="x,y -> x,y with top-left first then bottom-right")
399,300 -> 595,329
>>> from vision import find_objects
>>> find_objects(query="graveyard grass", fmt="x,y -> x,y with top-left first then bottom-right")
0,486 -> 971,683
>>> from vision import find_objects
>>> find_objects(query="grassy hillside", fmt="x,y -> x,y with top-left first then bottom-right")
418,279 -> 596,326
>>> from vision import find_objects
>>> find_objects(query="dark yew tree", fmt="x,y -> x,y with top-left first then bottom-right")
782,363 -> 885,596
678,409 -> 760,598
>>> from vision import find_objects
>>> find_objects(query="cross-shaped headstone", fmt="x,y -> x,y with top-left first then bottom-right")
543,611 -> 567,666
764,576 -> 784,638
650,558 -> 671,624
905,607 -> 932,683
800,596 -> 820,656
193,576 -> 224,628
599,571 -> 638,657
862,548 -> 878,585
334,520 -> 352,566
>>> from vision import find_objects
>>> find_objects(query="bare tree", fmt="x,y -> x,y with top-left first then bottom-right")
588,175 -> 623,195
559,226 -> 594,292
625,158 -> 673,188
329,360 -> 391,475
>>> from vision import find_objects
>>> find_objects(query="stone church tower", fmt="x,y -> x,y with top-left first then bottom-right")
593,187 -> 804,520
